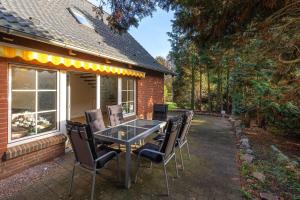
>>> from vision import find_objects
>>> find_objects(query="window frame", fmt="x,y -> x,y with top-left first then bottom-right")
8,64 -> 60,145
118,77 -> 136,117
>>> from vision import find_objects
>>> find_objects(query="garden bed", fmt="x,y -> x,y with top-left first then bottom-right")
239,126 -> 300,200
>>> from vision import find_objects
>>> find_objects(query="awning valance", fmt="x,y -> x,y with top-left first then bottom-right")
0,45 -> 145,78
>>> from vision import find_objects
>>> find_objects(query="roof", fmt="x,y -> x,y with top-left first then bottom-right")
0,0 -> 173,74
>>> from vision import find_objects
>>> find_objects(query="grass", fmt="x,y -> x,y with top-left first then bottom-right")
241,162 -> 251,176
241,188 -> 253,200
166,102 -> 178,110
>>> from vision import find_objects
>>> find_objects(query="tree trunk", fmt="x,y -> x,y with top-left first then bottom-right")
226,66 -> 230,113
207,66 -> 212,112
199,67 -> 202,111
191,64 -> 195,110
217,66 -> 222,112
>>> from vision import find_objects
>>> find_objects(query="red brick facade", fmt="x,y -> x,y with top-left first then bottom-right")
0,137 -> 65,179
136,73 -> 164,119
0,61 -> 8,157
0,58 -> 164,179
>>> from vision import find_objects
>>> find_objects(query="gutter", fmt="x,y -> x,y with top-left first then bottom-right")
0,26 -> 174,75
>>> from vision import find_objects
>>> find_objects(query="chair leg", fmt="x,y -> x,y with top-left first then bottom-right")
68,164 -> 76,197
174,153 -> 179,178
186,141 -> 191,160
91,170 -> 96,200
179,147 -> 184,171
163,163 -> 170,196
134,156 -> 141,183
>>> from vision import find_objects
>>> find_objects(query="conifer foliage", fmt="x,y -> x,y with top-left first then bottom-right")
98,0 -> 300,134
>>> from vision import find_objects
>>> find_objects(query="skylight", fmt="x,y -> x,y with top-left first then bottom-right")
69,7 -> 94,29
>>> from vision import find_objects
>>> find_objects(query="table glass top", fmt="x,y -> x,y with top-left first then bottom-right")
94,119 -> 163,142
125,119 -> 162,129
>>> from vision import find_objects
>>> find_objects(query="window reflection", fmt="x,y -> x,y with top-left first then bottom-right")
121,78 -> 135,115
11,66 -> 58,141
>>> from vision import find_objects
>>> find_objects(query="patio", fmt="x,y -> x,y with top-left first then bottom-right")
1,115 -> 241,200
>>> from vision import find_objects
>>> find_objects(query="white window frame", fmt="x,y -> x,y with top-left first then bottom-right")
8,64 -> 60,146
118,77 -> 136,117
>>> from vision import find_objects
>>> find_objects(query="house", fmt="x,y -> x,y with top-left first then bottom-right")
0,0 -> 172,179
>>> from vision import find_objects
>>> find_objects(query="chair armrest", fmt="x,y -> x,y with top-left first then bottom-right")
138,148 -> 164,156
94,151 -> 117,163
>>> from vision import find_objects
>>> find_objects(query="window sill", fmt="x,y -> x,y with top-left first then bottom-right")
2,134 -> 67,161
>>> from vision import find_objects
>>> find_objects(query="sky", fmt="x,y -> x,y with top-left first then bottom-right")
88,0 -> 174,58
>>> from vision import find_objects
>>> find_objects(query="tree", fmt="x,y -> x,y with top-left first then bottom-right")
97,0 -> 300,134
155,56 -> 174,102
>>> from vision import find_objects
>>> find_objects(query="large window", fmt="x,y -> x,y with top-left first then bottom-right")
10,66 -> 58,141
121,78 -> 135,115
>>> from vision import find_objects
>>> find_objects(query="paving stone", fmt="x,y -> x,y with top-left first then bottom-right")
3,115 -> 242,200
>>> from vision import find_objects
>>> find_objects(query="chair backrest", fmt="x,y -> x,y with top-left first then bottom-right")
107,105 -> 124,126
66,121 -> 96,169
152,104 -> 168,121
159,116 -> 182,158
178,110 -> 194,144
85,109 -> 106,133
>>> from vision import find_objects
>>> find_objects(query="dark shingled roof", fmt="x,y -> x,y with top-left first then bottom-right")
0,0 -> 172,74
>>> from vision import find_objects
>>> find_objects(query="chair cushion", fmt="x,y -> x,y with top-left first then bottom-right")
85,109 -> 114,146
95,146 -> 120,168
98,145 -> 122,154
153,134 -> 165,141
152,104 -> 168,121
133,143 -> 162,163
107,105 -> 124,126
153,134 -> 181,147
94,138 -> 114,146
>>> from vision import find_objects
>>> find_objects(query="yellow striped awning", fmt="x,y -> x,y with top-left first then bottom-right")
0,45 -> 145,78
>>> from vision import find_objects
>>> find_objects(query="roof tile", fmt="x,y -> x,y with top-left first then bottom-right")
0,0 -> 171,74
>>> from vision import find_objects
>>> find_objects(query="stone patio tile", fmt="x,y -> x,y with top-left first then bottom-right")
3,115 -> 242,200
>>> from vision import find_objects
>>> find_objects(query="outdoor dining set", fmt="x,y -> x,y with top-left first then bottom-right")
65,104 -> 194,199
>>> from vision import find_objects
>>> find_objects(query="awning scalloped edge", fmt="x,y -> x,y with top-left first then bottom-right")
0,45 -> 145,78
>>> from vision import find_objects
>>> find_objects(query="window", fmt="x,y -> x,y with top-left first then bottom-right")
10,66 -> 59,142
69,7 -> 94,29
121,78 -> 135,115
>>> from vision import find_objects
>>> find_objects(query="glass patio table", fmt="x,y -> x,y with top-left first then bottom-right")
93,119 -> 166,189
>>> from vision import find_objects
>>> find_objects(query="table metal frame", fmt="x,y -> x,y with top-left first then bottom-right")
94,119 -> 165,189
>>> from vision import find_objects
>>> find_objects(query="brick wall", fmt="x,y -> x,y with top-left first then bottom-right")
137,73 -> 164,119
0,60 -> 66,180
0,141 -> 65,179
0,61 -> 8,157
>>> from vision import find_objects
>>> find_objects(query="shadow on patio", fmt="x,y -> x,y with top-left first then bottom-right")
1,115 -> 241,200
